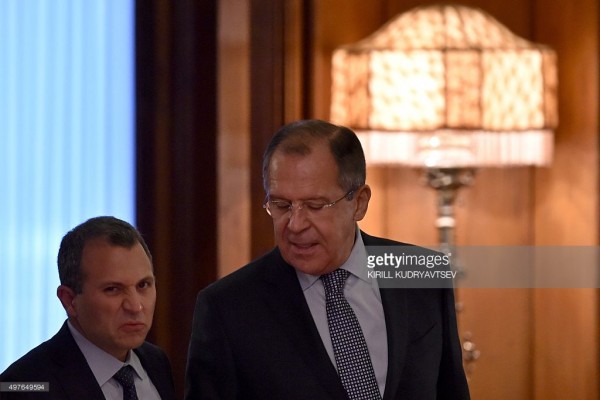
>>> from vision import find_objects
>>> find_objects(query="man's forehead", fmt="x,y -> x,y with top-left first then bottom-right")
81,241 -> 151,270
272,141 -> 334,166
277,136 -> 328,155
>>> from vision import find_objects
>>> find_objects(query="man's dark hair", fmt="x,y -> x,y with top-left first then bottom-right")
57,216 -> 152,293
262,119 -> 366,193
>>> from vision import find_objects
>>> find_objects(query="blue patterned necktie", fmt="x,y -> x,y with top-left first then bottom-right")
113,365 -> 139,400
321,268 -> 382,400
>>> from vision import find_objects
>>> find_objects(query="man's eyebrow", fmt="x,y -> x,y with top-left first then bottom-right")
99,275 -> 155,286
99,281 -> 125,288
268,194 -> 331,202
139,276 -> 156,283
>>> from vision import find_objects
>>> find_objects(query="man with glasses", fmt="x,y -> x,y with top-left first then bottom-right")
185,120 -> 470,399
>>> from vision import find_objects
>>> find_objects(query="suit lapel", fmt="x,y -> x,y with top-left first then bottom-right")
261,249 -> 348,400
135,344 -> 175,400
379,288 -> 408,400
48,323 -> 106,400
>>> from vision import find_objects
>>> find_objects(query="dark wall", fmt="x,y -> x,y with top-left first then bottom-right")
136,0 -> 218,397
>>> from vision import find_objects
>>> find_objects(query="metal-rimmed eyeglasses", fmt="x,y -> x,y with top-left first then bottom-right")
263,189 -> 356,219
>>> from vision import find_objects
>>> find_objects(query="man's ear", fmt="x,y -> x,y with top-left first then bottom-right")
353,185 -> 371,221
57,285 -> 78,317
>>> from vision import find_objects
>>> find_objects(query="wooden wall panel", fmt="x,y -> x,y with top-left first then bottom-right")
249,0 -> 287,258
137,1 -> 219,396
361,168 -> 438,245
455,169 -> 534,399
218,0 -> 251,277
533,0 -> 599,398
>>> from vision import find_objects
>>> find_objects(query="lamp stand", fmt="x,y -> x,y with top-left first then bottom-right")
424,167 -> 474,263
423,167 -> 480,375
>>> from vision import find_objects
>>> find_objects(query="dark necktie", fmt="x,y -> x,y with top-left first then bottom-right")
113,365 -> 139,400
321,268 -> 382,400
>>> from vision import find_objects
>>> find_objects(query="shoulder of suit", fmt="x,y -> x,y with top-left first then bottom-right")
136,341 -> 167,357
134,342 -> 172,370
0,324 -> 70,380
203,247 -> 281,287
360,230 -> 413,246
360,231 -> 443,257
1,345 -> 50,380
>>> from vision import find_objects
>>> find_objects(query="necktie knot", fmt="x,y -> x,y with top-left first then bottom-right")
113,365 -> 138,400
320,268 -> 350,295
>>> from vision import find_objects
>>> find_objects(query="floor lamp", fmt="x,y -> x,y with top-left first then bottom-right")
330,4 -> 558,374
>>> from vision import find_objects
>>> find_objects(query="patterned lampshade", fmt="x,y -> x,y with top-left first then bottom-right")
330,4 -> 558,167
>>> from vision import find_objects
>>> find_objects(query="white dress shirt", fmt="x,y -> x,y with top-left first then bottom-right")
296,228 -> 388,397
68,321 -> 161,399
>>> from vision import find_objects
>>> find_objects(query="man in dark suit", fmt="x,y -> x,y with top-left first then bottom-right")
0,216 -> 176,399
185,120 -> 470,399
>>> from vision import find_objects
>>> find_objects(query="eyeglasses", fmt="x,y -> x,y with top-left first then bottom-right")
263,189 -> 356,219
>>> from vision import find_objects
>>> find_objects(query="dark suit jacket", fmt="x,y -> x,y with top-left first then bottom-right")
185,232 -> 470,399
0,321 -> 176,399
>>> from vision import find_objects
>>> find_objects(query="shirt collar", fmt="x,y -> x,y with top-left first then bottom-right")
296,226 -> 370,290
67,321 -> 145,385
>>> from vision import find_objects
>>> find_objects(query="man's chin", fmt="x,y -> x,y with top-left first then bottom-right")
281,245 -> 340,275
118,337 -> 147,352
117,330 -> 149,347
286,256 -> 336,276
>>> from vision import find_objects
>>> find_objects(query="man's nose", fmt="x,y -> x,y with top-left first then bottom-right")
123,291 -> 143,313
287,204 -> 310,232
